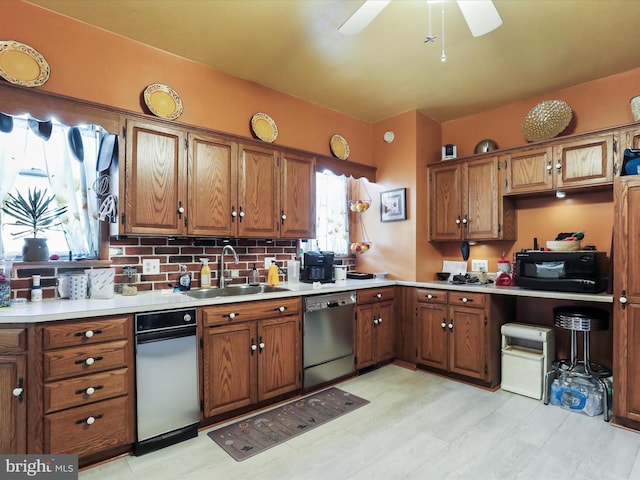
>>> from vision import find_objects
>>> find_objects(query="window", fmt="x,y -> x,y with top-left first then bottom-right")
302,170 -> 349,255
0,114 -> 107,259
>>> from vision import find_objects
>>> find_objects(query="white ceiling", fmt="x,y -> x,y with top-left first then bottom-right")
26,0 -> 640,123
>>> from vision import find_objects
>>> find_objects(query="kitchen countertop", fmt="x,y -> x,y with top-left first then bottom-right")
0,279 -> 613,323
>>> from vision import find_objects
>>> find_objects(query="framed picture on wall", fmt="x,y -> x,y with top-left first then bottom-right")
380,188 -> 407,222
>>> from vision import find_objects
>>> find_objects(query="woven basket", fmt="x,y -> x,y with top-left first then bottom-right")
522,100 -> 572,142
546,240 -> 581,251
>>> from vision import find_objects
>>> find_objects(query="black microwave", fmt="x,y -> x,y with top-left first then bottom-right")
515,251 -> 608,293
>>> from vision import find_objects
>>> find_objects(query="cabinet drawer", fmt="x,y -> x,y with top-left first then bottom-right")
44,340 -> 130,381
357,287 -> 395,305
202,297 -> 301,326
448,292 -> 486,308
44,395 -> 133,457
415,289 -> 448,304
44,368 -> 130,414
0,328 -> 27,352
43,316 -> 130,349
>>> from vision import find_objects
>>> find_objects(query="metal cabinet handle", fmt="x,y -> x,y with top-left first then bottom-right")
462,214 -> 468,225
455,216 -> 461,226
378,317 -> 383,324
12,377 -> 24,403
12,387 -> 23,398
441,321 -> 446,329
224,312 -> 240,319
427,294 -> 433,299
448,321 -> 454,330
75,356 -> 103,366
460,297 -> 473,303
555,162 -> 562,170
546,162 -> 553,173
231,206 -> 237,221
281,210 -> 286,224
276,306 -> 286,313
238,207 -> 245,222
375,293 -> 382,299
75,385 -> 103,395
373,318 -> 379,326
177,201 -> 185,218
620,290 -> 628,309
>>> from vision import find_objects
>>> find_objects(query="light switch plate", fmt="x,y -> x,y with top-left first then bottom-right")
264,257 -> 276,269
142,258 -> 160,275
471,259 -> 488,272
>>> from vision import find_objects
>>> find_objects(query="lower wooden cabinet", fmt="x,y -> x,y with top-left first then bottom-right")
416,288 -> 512,387
38,316 -> 135,461
201,297 -> 301,418
0,328 -> 28,453
356,287 -> 395,369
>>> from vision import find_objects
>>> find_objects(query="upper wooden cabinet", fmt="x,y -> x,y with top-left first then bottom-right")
429,157 -> 514,241
501,132 -> 616,195
121,119 -> 315,239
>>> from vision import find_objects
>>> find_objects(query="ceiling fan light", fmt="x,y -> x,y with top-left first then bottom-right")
338,0 -> 391,35
456,0 -> 502,37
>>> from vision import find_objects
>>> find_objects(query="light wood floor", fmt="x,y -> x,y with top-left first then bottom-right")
80,364 -> 640,480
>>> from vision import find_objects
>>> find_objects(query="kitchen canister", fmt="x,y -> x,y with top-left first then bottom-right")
87,268 -> 115,299
334,265 -> 348,281
68,274 -> 88,300
287,260 -> 300,284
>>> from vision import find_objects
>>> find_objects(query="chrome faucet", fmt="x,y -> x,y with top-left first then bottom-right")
219,245 -> 239,288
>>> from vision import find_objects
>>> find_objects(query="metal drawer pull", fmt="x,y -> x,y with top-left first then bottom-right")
427,294 -> 433,299
75,385 -> 104,395
12,387 -> 23,397
448,321 -> 454,330
75,413 -> 104,425
375,293 -> 382,299
258,336 -> 265,351
276,306 -> 286,312
223,312 -> 239,319
12,377 -> 24,402
460,297 -> 472,303
75,329 -> 102,338
75,356 -> 103,365
441,321 -> 446,329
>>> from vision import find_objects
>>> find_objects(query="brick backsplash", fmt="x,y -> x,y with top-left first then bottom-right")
7,237 -> 356,301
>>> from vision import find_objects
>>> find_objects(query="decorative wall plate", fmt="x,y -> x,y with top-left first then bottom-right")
143,83 -> 184,120
522,100 -> 572,142
0,40 -> 50,87
330,134 -> 350,160
250,112 -> 278,142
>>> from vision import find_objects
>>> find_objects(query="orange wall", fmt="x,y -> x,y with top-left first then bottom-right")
7,1 -> 373,163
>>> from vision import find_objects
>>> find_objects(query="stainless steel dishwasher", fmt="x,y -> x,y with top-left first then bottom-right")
303,291 -> 356,389
134,308 -> 199,455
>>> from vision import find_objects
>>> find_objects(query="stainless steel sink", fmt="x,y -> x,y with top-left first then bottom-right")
182,284 -> 291,299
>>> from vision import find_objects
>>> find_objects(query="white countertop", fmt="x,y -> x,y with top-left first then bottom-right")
0,279 -> 613,323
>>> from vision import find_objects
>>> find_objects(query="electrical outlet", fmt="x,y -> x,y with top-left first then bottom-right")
264,257 -> 276,269
142,258 -> 160,275
230,269 -> 239,278
471,259 -> 488,272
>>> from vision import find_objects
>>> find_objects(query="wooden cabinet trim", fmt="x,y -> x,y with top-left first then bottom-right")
0,329 -> 27,351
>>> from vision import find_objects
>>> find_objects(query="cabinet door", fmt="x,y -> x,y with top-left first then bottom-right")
416,303 -> 448,370
124,119 -> 187,235
203,323 -> 257,417
613,177 -> 640,422
429,163 -> 463,241
280,152 -> 316,239
554,133 -> 614,189
0,354 -> 26,453
355,304 -> 376,369
376,301 -> 395,362
187,133 -> 238,236
466,157 -> 499,240
257,315 -> 301,402
448,305 -> 486,381
237,144 -> 279,238
502,147 -> 553,194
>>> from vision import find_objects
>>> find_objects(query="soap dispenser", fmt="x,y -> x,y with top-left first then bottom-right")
267,260 -> 279,286
200,258 -> 211,289
250,263 -> 259,286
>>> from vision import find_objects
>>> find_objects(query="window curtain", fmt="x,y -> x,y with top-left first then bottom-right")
0,121 -> 25,255
42,122 -> 102,258
315,172 -> 349,255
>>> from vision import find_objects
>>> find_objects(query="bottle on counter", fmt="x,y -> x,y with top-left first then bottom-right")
250,263 -> 259,286
31,274 -> 42,302
178,264 -> 191,291
200,258 -> 211,289
267,260 -> 279,286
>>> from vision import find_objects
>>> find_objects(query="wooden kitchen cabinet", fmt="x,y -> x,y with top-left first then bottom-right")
0,328 -> 28,454
613,176 -> 640,427
201,297 -> 301,418
121,118 -> 315,239
429,157 -> 514,241
356,287 -> 395,369
501,132 -> 615,195
416,289 -> 511,387
38,316 -> 135,461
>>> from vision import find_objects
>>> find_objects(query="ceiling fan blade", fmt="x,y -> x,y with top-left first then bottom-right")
456,0 -> 502,37
338,0 -> 391,36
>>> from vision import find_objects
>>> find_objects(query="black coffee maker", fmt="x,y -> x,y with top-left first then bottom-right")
302,251 -> 335,283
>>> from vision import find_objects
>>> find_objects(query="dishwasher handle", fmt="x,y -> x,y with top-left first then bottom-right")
136,325 -> 196,344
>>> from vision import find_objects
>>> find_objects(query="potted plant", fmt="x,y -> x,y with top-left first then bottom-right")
1,187 -> 68,261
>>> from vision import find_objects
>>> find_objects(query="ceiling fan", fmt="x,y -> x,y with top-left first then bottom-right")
338,0 -> 502,37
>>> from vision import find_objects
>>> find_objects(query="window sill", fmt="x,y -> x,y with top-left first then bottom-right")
12,259 -> 112,269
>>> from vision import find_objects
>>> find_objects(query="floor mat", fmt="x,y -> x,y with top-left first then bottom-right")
207,387 -> 369,461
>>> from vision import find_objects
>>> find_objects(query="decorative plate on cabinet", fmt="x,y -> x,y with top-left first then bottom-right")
0,40 -> 50,87
330,134 -> 350,160
522,100 -> 572,142
143,83 -> 184,120
250,112 -> 278,142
